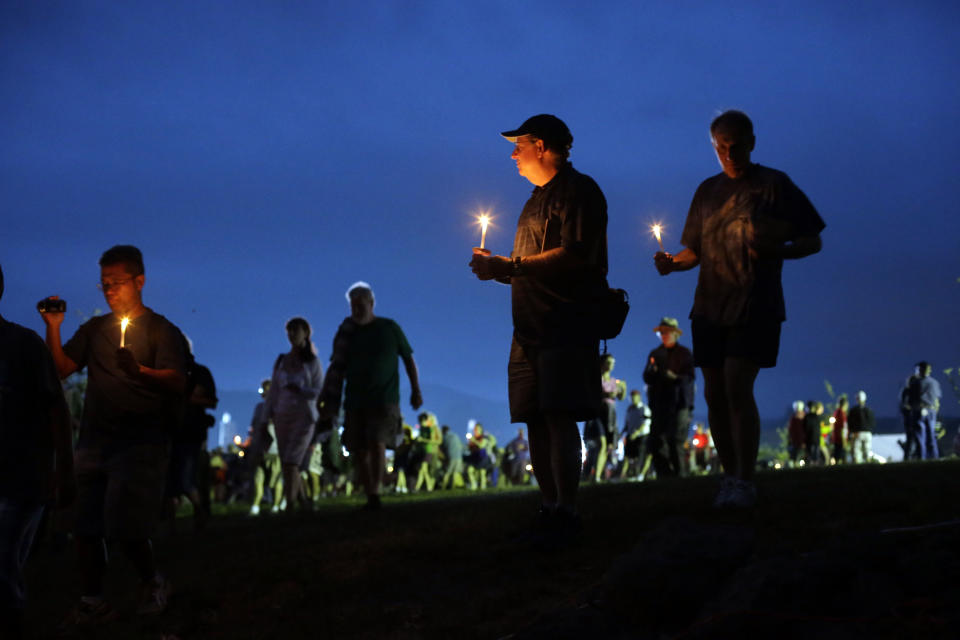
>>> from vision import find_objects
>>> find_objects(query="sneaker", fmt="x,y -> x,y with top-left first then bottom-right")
507,505 -> 554,546
137,575 -> 172,616
712,475 -> 736,509
248,504 -> 260,516
725,479 -> 757,509
59,598 -> 118,630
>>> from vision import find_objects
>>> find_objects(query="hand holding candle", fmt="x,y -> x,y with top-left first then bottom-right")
120,317 -> 130,348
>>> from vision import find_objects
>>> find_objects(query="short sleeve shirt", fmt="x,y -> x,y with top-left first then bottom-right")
63,309 -> 186,446
681,165 -> 825,325
343,317 -> 413,410
0,318 -> 62,501
511,163 -> 608,346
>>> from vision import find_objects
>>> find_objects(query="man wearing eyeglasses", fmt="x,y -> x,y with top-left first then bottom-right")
39,245 -> 186,627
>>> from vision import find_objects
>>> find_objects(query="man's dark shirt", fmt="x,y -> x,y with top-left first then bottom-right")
643,343 -> 695,417
681,164 -> 825,326
510,162 -> 608,347
847,405 -> 876,433
63,309 -> 186,448
0,317 -> 61,501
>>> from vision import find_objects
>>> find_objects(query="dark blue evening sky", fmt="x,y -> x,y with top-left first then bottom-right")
3,1 -> 959,439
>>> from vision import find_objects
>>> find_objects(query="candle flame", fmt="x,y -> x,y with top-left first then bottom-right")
120,317 -> 130,332
478,214 -> 490,232
652,224 -> 662,242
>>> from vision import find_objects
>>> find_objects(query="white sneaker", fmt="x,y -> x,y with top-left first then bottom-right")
712,475 -> 736,508
136,575 -> 172,616
248,504 -> 260,516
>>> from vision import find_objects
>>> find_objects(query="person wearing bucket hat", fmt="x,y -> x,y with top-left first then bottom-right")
643,317 -> 695,478
469,114 -> 608,544
653,111 -> 825,508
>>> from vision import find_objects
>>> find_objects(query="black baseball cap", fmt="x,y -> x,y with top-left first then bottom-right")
500,114 -> 573,151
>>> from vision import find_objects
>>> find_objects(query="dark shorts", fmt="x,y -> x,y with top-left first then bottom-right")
691,317 -> 782,369
343,404 -> 402,453
75,442 -> 170,540
508,337 -> 602,424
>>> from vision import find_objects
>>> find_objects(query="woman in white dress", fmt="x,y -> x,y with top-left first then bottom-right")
264,317 -> 323,510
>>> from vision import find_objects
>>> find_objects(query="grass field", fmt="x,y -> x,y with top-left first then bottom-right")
25,460 -> 960,639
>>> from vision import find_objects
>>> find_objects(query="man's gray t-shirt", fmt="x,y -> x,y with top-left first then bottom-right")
63,308 -> 186,447
0,318 -> 62,501
681,165 -> 825,326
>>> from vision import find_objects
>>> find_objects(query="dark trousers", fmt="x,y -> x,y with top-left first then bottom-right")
649,408 -> 690,477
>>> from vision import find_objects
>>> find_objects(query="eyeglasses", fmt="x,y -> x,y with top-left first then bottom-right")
96,277 -> 134,291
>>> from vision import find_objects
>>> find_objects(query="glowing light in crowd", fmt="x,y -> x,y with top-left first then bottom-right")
120,317 -> 130,347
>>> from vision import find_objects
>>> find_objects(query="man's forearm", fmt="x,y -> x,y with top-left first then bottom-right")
403,355 -> 421,394
518,247 -> 583,277
44,324 -> 78,379
137,366 -> 187,394
668,248 -> 700,271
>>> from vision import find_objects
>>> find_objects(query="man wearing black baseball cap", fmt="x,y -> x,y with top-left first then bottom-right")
470,114 -> 608,545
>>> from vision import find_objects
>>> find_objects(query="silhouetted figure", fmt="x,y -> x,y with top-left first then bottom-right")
40,245 -> 186,626
848,390 -> 875,463
832,394 -> 848,464
318,282 -> 423,510
620,389 -> 652,480
163,333 -> 217,531
655,111 -> 825,508
504,428 -> 531,485
643,318 -> 695,478
903,361 -> 941,460
263,317 -> 323,511
439,425 -> 465,489
470,114 -> 608,543
1,264 -> 75,640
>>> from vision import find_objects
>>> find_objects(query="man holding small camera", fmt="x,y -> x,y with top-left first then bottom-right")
39,245 -> 186,626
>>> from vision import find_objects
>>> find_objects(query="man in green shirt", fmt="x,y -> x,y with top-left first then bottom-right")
320,282 -> 422,510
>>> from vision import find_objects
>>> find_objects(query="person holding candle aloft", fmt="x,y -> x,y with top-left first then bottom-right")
654,110 -> 825,508
469,114 -> 608,546
38,245 -> 186,625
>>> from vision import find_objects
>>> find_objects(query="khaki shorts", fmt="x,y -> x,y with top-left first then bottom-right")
74,442 -> 170,540
343,404 -> 402,453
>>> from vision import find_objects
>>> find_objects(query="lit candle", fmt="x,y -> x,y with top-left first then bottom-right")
651,224 -> 666,252
120,317 -> 130,348
478,214 -> 490,250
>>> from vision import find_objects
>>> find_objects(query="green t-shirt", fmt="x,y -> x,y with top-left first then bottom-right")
343,318 -> 412,410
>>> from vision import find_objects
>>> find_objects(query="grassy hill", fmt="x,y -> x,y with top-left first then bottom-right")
25,460 -> 960,639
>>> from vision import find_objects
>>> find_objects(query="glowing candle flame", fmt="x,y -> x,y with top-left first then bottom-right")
120,317 -> 130,348
478,214 -> 490,250
651,224 -> 665,252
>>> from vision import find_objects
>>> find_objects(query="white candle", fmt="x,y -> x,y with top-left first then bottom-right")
120,317 -> 130,348
652,224 -> 665,252
479,214 -> 490,250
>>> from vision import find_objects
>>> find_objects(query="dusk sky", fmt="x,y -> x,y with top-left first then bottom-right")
3,1 -> 958,441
